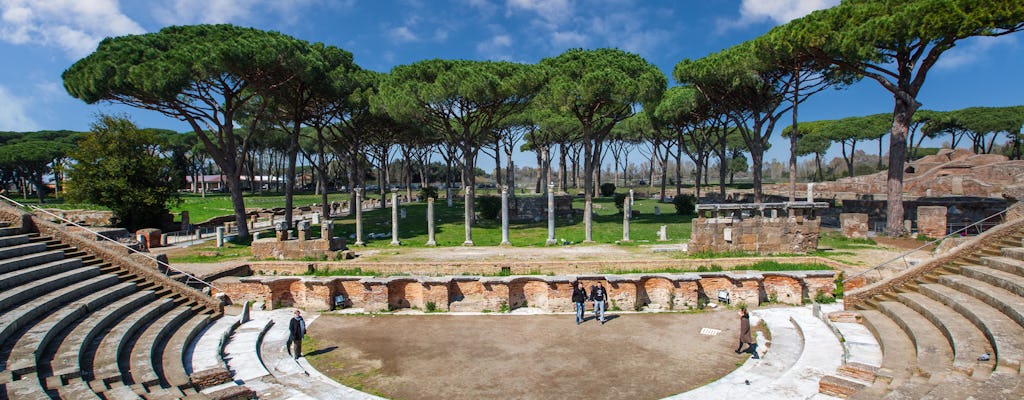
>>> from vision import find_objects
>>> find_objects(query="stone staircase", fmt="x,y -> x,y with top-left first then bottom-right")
831,221 -> 1024,398
0,218 -> 220,399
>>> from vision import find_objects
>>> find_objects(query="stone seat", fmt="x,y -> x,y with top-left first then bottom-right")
939,275 -> 1024,328
4,374 -> 50,400
161,313 -> 211,392
856,310 -> 916,389
895,292 -> 993,376
0,249 -> 65,275
47,290 -> 156,381
125,306 -> 195,391
920,283 -> 1024,372
187,316 -> 239,374
87,298 -> 175,388
222,318 -> 273,383
961,265 -> 1024,298
4,282 -> 137,380
0,265 -> 100,314
0,233 -> 30,248
981,255 -> 1024,276
0,241 -> 48,261
0,226 -> 21,237
0,272 -> 115,353
876,301 -> 954,379
0,258 -> 82,292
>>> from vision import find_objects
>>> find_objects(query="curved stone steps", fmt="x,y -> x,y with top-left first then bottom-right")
895,292 -> 994,376
0,249 -> 64,275
85,298 -> 175,387
46,290 -> 156,381
4,282 -> 138,379
1003,247 -> 1024,261
920,283 -> 1024,372
222,318 -> 273,384
876,301 -> 954,379
0,258 -> 82,292
187,315 -> 239,375
0,233 -> 30,248
982,256 -> 1024,276
939,274 -> 1024,328
769,308 -> 843,398
159,312 -> 211,392
0,265 -> 100,315
961,265 -> 1024,298
3,375 -> 50,400
124,306 -> 195,391
0,272 -> 116,356
0,241 -> 47,261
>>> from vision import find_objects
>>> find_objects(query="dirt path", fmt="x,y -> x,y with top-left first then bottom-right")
306,311 -> 760,400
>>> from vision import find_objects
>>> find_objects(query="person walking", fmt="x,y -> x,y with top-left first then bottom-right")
590,283 -> 609,324
735,307 -> 759,359
288,310 -> 306,359
571,281 -> 588,324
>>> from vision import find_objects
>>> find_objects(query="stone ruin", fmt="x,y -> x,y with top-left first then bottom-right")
212,270 -> 837,312
250,220 -> 350,260
507,195 -> 575,222
689,202 -> 830,255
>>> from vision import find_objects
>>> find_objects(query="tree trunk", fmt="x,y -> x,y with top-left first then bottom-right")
885,98 -> 917,236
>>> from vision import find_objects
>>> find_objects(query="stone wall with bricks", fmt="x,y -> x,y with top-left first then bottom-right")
840,213 -> 869,239
250,236 -> 346,260
917,206 -> 948,239
212,270 -> 835,312
689,212 -> 821,254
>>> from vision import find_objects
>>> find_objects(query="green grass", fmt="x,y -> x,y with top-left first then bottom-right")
599,260 -> 831,274
818,232 -> 877,249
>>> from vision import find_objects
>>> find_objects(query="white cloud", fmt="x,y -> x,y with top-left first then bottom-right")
389,26 -> 419,43
936,35 -> 1018,71
0,0 -> 144,58
550,31 -> 587,48
477,34 -> 513,59
0,85 -> 39,131
717,0 -> 839,33
506,0 -> 572,25
151,0 -> 323,26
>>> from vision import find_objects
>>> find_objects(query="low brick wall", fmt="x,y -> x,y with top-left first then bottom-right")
689,212 -> 821,254
250,237 -> 347,260
212,270 -> 836,312
244,256 -> 848,277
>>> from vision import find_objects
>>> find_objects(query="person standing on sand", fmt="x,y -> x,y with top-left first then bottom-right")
735,307 -> 759,359
571,281 -> 588,324
288,310 -> 306,359
590,283 -> 609,324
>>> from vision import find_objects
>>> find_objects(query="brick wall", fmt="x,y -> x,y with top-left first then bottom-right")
917,206 -> 947,239
689,213 -> 821,254
840,213 -> 869,239
212,270 -> 836,312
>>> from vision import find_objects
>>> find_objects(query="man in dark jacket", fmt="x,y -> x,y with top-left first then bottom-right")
736,307 -> 759,359
288,310 -> 306,359
571,281 -> 588,324
590,284 -> 609,324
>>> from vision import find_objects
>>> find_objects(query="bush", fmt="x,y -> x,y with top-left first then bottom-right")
476,195 -> 501,220
672,194 -> 697,215
418,186 -> 438,200
614,193 -> 628,213
599,182 -> 616,197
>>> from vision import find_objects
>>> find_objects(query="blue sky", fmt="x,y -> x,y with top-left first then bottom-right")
1,0 -> 1022,169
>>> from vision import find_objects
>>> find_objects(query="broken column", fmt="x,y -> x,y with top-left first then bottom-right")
216,227 -> 225,247
298,220 -> 312,241
426,197 -> 437,246
180,211 -> 190,232
390,190 -> 400,246
354,188 -> 364,246
500,185 -> 511,246
275,221 -> 289,241
622,189 -> 632,242
546,182 -> 557,246
321,220 -> 333,240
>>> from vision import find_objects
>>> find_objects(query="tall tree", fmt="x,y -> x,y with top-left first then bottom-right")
539,48 -> 665,242
63,24 -> 315,239
379,59 -> 544,245
776,0 -> 1024,235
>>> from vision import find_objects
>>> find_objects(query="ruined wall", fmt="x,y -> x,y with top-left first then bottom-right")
917,206 -> 948,239
689,212 -> 821,254
212,271 -> 836,312
840,213 -> 869,239
250,237 -> 346,260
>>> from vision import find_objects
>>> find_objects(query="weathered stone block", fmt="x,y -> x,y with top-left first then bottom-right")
840,213 -> 870,239
917,206 -> 947,239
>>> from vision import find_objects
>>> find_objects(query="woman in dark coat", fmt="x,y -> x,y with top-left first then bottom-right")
735,307 -> 759,359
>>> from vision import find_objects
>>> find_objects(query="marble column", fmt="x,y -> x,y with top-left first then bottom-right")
390,190 -> 400,246
426,197 -> 437,246
623,189 -> 632,242
353,188 -> 364,246
546,182 -> 557,246
500,185 -> 511,246
216,227 -> 225,247
463,188 -> 474,246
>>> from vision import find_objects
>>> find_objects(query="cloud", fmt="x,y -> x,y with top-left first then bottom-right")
477,34 -> 513,59
388,26 -> 419,43
550,31 -> 587,49
0,0 -> 144,58
506,0 -> 572,26
935,35 -> 1018,71
0,85 -> 39,131
151,0 -> 324,26
716,0 -> 839,33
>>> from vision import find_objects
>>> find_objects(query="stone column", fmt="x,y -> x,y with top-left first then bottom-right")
216,226 -> 225,247
354,188 -> 364,246
463,189 -> 474,247
447,187 -> 453,208
298,220 -> 312,241
321,220 -> 333,240
584,201 -> 593,242
426,197 -> 437,246
390,190 -> 401,246
623,189 -> 632,242
806,182 -> 814,203
546,182 -> 557,246
500,185 -> 511,246
275,221 -> 289,241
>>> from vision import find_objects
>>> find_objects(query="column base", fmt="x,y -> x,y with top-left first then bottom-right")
545,239 -> 557,246
462,240 -> 475,246
425,240 -> 437,246
499,241 -> 512,246
390,240 -> 401,246
582,239 -> 595,243
353,241 -> 365,247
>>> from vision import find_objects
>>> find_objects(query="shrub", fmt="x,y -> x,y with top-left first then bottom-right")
614,193 -> 628,213
425,301 -> 437,312
476,195 -> 501,220
672,194 -> 697,215
599,182 -> 616,197
814,290 -> 837,304
418,186 -> 438,200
